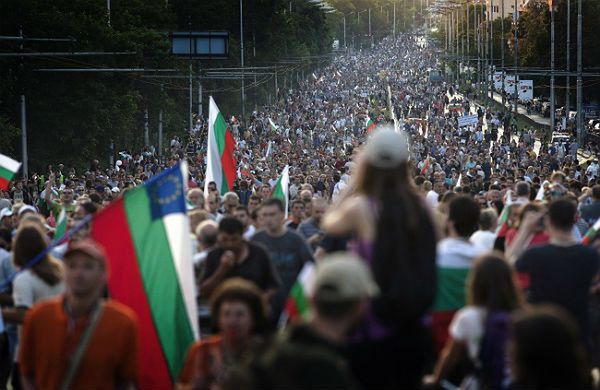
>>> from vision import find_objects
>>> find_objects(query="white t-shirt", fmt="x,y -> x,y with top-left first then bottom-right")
470,230 -> 496,250
449,306 -> 486,361
13,269 -> 65,361
426,190 -> 440,208
13,269 -> 65,309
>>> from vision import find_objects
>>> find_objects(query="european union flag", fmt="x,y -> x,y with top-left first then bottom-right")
146,164 -> 187,220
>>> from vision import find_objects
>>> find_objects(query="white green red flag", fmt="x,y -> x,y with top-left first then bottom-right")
91,162 -> 198,389
536,180 -> 549,201
420,157 -> 430,175
269,118 -> 278,133
282,262 -> 315,323
366,117 -> 376,133
496,190 -> 513,236
582,217 -> 600,246
54,208 -> 67,241
269,165 -> 289,218
455,173 -> 462,188
205,96 -> 237,195
0,153 -> 21,191
265,141 -> 273,160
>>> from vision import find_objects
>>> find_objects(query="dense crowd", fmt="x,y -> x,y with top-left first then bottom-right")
1,32 -> 600,389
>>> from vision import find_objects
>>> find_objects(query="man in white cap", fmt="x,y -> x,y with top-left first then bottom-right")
0,208 -> 13,231
226,252 -> 377,389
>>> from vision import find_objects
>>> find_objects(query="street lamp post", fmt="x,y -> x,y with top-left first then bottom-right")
368,8 -> 372,46
393,1 -> 396,38
550,0 -> 556,134
566,0 -> 570,115
513,0 -> 518,116
501,0 -> 506,112
490,0 -> 494,101
240,0 -> 245,120
576,0 -> 583,144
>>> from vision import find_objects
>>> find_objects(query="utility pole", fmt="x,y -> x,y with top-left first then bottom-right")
159,85 -> 163,157
144,106 -> 149,147
19,26 -> 28,178
393,2 -> 396,38
490,0 -> 494,101
368,8 -> 372,46
576,0 -> 583,144
188,18 -> 193,133
566,0 -> 570,114
456,8 -> 460,86
501,0 -> 505,112
240,0 -> 246,120
343,14 -> 346,49
550,1 -> 556,134
513,0 -> 518,116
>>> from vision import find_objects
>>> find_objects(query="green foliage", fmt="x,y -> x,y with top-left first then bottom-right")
0,116 -> 21,156
0,0 -> 413,170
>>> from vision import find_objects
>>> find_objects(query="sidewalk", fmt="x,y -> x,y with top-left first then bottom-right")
488,91 -> 551,128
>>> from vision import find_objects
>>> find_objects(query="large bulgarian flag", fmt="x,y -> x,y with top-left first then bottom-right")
431,241 -> 475,354
0,153 -> 21,191
204,96 -> 237,195
269,165 -> 289,218
91,162 -> 198,389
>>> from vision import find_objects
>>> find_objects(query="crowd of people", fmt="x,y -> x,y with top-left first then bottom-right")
0,31 -> 600,389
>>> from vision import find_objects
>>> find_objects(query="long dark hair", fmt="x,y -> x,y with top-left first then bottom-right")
468,252 -> 522,312
366,161 -> 438,326
13,223 -> 63,286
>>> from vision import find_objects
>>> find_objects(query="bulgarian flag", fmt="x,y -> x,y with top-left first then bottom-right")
281,262 -> 315,324
265,141 -> 273,160
366,117 -> 376,133
0,153 -> 21,191
496,190 -> 513,236
536,180 -> 549,201
269,118 -> 279,133
91,162 -> 198,389
455,173 -> 462,188
54,208 -> 67,241
420,157 -> 430,175
431,242 -> 477,354
582,217 -> 600,246
204,96 -> 237,195
270,165 -> 290,218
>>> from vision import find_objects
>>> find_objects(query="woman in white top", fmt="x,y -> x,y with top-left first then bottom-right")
1,219 -> 65,389
424,252 -> 523,389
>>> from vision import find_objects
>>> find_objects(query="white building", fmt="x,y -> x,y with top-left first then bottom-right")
485,0 -> 530,20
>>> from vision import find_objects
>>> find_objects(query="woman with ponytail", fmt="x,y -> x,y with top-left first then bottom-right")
324,127 -> 437,388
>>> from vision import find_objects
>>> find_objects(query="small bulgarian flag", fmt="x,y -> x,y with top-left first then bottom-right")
269,118 -> 279,133
366,117 -> 376,133
282,262 -> 315,324
270,165 -> 290,218
582,217 -> 600,246
0,153 -> 21,191
54,208 -> 67,241
496,190 -> 513,235
91,162 -> 198,388
265,141 -> 273,160
536,180 -> 549,201
420,157 -> 430,175
204,96 -> 237,195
